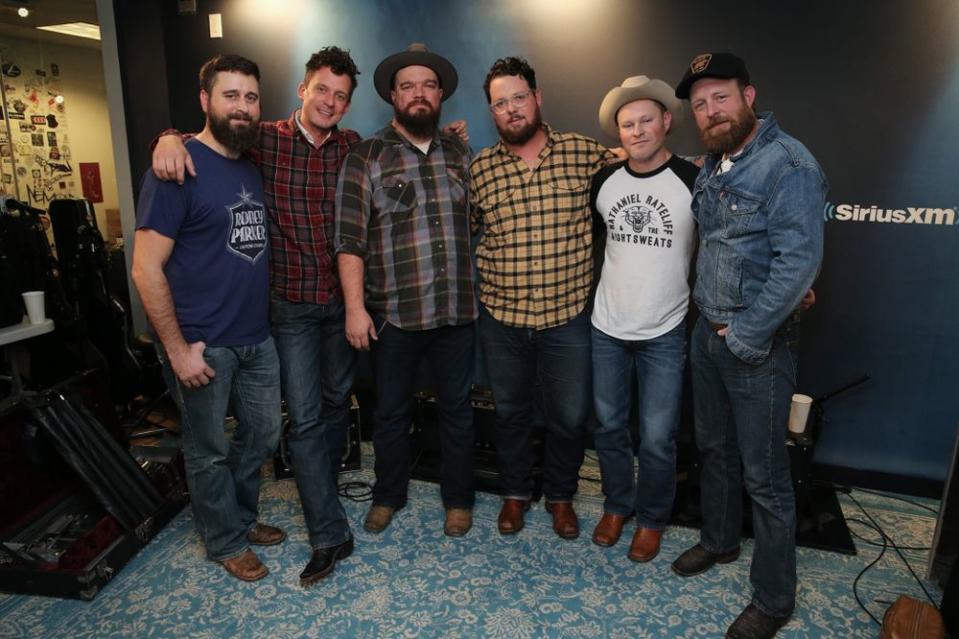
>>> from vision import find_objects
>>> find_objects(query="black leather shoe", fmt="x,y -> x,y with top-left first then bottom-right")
671,543 -> 741,577
299,536 -> 354,586
726,603 -> 791,639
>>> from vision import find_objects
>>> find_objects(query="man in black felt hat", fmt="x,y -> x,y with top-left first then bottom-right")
335,43 -> 476,538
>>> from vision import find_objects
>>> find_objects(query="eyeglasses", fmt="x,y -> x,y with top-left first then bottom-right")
489,90 -> 533,115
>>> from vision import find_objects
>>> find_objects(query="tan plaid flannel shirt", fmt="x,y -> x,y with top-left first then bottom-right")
470,125 -> 613,329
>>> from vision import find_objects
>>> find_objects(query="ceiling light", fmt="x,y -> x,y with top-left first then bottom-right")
36,22 -> 101,41
17,7 -> 28,18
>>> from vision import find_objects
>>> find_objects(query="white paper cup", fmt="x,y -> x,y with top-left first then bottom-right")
788,393 -> 813,435
22,291 -> 45,324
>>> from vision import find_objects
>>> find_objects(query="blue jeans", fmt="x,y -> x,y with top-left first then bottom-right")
691,315 -> 797,617
369,319 -> 475,510
271,295 -> 355,549
158,336 -> 281,562
479,305 -> 590,502
591,322 -> 686,527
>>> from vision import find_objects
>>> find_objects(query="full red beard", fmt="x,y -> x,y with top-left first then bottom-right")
699,105 -> 757,155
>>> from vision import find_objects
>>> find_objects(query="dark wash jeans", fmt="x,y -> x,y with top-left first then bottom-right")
369,319 -> 475,510
591,321 -> 686,527
158,336 -> 281,562
691,315 -> 798,617
271,295 -> 355,549
479,305 -> 590,502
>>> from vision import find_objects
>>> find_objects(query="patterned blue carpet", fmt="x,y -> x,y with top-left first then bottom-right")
0,450 -> 942,638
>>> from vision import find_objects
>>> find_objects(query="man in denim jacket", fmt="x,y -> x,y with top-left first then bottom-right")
669,53 -> 826,639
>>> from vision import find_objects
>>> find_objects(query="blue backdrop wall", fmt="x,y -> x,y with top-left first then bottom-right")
120,0 -> 959,487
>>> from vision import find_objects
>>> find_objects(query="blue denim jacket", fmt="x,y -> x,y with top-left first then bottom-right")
692,113 -> 826,364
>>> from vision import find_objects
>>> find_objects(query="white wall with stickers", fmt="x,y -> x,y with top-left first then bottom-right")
0,35 -> 118,238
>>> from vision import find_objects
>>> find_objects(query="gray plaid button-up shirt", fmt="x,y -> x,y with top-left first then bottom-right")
335,124 -> 476,331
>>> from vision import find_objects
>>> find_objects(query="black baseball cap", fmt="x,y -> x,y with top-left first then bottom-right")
675,53 -> 750,99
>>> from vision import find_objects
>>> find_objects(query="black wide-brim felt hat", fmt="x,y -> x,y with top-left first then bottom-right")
373,43 -> 458,103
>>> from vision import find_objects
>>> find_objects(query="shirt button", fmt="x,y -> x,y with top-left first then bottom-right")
731,204 -> 738,211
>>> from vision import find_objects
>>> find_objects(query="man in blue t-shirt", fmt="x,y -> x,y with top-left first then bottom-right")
131,54 -> 285,582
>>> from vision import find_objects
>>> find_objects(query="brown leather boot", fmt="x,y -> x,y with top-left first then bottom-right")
545,501 -> 579,540
363,505 -> 396,533
444,508 -> 473,537
219,548 -> 268,581
247,523 -> 287,546
497,499 -> 530,534
628,526 -> 663,562
592,513 -> 629,547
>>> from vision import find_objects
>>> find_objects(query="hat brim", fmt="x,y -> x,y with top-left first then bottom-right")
373,50 -> 458,104
598,79 -> 684,141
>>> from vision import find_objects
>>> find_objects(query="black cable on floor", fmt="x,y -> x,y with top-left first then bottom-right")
845,518 -> 930,551
843,491 -> 940,611
847,514 -> 888,626
337,480 -> 373,502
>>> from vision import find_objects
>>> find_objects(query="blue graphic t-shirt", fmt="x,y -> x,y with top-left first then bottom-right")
136,138 -> 270,347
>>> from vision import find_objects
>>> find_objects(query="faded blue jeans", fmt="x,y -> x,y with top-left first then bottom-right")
158,336 -> 281,562
591,322 -> 686,528
271,295 -> 355,550
691,315 -> 797,617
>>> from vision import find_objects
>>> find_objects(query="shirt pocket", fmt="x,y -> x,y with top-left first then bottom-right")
718,189 -> 762,238
374,173 -> 417,214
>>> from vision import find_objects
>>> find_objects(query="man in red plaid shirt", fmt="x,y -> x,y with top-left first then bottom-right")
152,47 -> 362,587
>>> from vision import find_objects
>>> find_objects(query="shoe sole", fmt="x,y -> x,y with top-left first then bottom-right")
627,547 -> 659,563
444,526 -> 472,537
300,543 -> 354,587
592,537 -> 619,547
671,548 -> 741,577
497,522 -> 524,535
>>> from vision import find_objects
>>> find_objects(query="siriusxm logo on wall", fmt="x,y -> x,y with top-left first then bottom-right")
823,201 -> 957,226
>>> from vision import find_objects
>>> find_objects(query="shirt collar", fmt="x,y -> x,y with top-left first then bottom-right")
291,109 -> 335,147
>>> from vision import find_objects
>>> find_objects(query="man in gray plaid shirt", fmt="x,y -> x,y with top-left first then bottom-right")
335,44 -> 476,538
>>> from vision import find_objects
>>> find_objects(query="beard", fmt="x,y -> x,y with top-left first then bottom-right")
699,104 -> 757,155
207,109 -> 259,155
496,105 -> 542,145
394,100 -> 440,139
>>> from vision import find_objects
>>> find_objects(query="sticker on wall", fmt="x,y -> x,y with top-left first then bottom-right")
2,63 -> 21,77
50,63 -> 59,77
30,133 -> 43,147
0,107 -> 4,121
79,162 -> 102,202
16,166 -> 26,178
49,147 -> 60,160
46,132 -> 56,146
12,99 -> 25,114
30,115 -> 45,125
46,114 -> 58,128
35,69 -> 46,77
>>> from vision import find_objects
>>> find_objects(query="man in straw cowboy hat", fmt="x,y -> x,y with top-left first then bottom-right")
670,52 -> 826,639
336,43 -> 476,538
589,75 -> 699,562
